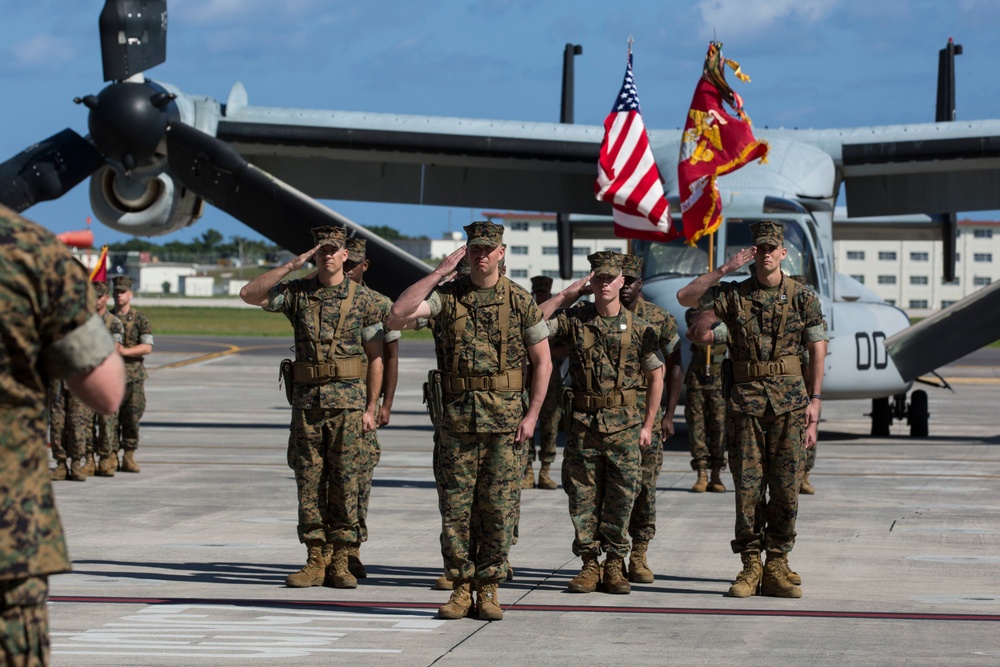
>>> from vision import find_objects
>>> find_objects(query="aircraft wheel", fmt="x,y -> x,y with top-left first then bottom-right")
908,390 -> 929,437
871,397 -> 891,437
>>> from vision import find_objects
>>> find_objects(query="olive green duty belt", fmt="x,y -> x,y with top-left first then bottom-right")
293,357 -> 364,383
572,388 -> 637,411
441,369 -> 523,393
732,355 -> 801,383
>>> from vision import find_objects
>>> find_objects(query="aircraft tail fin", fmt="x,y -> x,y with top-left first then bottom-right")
886,281 -> 1000,382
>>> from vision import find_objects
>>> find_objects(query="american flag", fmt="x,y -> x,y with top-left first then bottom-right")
594,49 -> 678,242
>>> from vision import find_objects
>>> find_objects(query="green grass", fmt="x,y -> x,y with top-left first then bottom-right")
136,306 -> 435,338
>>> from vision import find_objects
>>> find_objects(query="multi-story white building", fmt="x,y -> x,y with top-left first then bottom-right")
481,212 -> 628,293
833,219 -> 1000,315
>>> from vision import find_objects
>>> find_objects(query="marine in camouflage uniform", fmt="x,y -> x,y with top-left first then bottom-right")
1,205 -> 123,667
48,379 -> 94,482
93,281 -> 125,477
684,308 -> 728,493
679,221 -> 827,599
388,221 -> 551,621
343,236 -> 401,578
241,226 -> 385,590
523,274 -> 562,490
619,254 -> 681,584
541,251 -> 664,596
112,275 -> 153,473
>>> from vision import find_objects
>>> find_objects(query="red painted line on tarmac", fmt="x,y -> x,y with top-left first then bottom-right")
50,596 -> 1000,623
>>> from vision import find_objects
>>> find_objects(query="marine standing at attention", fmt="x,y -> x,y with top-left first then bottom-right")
343,236 -> 400,579
684,307 -> 728,493
112,275 -> 153,473
678,220 -> 827,599
1,205 -> 125,666
387,221 -> 551,622
539,251 -> 663,596
523,274 -> 562,490
240,226 -> 385,591
93,280 -> 125,477
619,253 -> 681,585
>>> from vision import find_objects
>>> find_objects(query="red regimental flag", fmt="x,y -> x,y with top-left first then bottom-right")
678,43 -> 768,245
595,49 -> 679,242
89,245 -> 108,283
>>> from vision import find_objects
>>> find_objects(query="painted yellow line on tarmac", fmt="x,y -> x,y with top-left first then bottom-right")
930,376 -> 1000,385
154,344 -> 241,369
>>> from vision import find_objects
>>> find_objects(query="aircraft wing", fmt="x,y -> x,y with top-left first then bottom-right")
218,92 -> 607,216
764,121 -> 1000,217
885,279 -> 1000,382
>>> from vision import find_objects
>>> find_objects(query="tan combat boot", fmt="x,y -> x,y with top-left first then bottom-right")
437,580 -> 472,619
761,553 -> 802,597
708,467 -> 726,493
800,472 -> 816,495
81,453 -> 96,477
50,460 -> 68,481
602,555 -> 631,594
521,464 -> 535,489
567,554 -> 602,593
691,465 -> 709,493
434,572 -> 454,590
325,547 -> 358,589
627,540 -> 654,584
347,543 -> 367,579
727,551 -> 763,597
96,454 -> 117,477
537,463 -> 557,489
476,579 -> 503,621
285,543 -> 328,587
120,450 -> 141,473
70,458 -> 88,482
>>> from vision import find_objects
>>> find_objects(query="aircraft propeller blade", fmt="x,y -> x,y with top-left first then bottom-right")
164,122 -> 431,298
0,129 -> 105,213
99,0 -> 168,82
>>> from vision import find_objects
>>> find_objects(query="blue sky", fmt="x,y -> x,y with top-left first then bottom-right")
2,0 -> 998,245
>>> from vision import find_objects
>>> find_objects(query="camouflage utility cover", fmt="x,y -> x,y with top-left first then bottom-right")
701,274 -> 825,416
266,277 -> 385,409
427,276 -> 547,432
0,205 -> 117,580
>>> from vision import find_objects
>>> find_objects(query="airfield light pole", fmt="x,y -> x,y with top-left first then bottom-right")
557,44 -> 583,280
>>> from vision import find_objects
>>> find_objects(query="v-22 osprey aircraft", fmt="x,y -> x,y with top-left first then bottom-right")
2,1 -> 998,437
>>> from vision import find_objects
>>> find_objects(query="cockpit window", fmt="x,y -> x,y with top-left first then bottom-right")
632,218 -> 818,288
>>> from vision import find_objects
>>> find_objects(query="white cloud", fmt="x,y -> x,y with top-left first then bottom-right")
173,0 -> 336,25
696,0 -> 840,39
10,34 -> 77,69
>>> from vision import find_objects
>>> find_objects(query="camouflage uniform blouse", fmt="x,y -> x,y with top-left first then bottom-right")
0,208 -> 117,580
427,276 -> 547,433
548,303 -> 663,434
267,276 -> 384,410
118,308 -> 154,382
701,274 -> 826,417
633,297 -> 680,361
100,310 -> 125,345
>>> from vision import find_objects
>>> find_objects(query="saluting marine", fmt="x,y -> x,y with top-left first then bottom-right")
679,220 -> 827,599
388,221 -> 551,622
524,274 -> 562,490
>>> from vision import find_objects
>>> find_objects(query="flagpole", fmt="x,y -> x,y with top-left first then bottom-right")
705,231 -> 715,372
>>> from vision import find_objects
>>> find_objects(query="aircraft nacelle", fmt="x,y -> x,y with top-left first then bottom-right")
89,164 -> 204,236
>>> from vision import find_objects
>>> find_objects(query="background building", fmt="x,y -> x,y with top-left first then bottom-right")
833,220 -> 1000,315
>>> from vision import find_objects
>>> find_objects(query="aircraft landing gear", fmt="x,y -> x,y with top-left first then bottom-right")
869,390 -> 929,437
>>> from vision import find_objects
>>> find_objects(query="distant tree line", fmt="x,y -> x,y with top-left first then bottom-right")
106,225 -> 414,257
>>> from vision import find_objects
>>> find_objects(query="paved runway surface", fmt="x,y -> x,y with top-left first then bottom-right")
46,337 -> 1000,665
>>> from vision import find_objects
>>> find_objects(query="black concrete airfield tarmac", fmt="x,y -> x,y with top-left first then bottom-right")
45,337 -> 1000,665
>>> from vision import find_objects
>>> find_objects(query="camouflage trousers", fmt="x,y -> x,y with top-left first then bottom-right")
49,383 -> 94,461
562,418 -> 642,558
0,576 -> 49,667
727,406 -> 804,554
93,412 -> 118,458
685,378 -> 727,471
117,378 -> 146,451
628,440 -> 664,543
357,428 -> 381,543
435,429 -> 521,582
288,408 -> 369,547
524,388 -> 561,468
